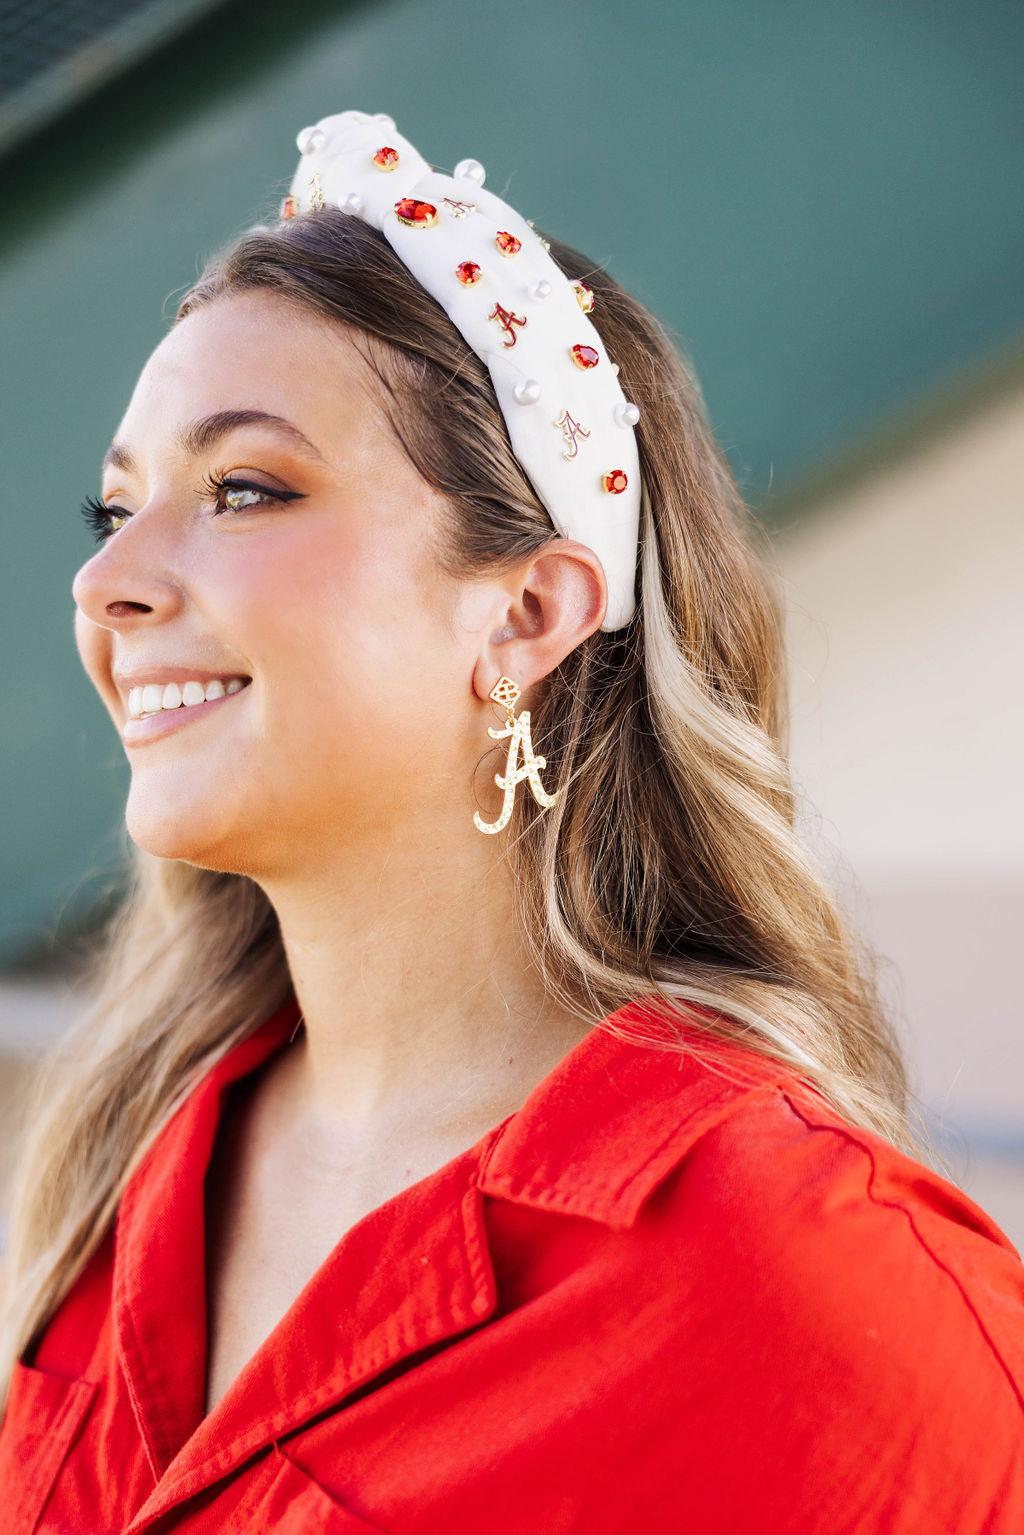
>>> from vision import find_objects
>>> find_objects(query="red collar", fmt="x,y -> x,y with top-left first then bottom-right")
480,1000 -> 790,1229
113,997 -> 791,1525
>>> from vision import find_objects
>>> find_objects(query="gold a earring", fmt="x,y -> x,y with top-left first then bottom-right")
473,677 -> 559,836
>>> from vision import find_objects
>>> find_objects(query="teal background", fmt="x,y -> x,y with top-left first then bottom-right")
2,0 -> 1023,962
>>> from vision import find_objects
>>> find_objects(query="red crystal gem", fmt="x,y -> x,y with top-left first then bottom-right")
570,343 -> 600,370
573,281 -> 595,313
394,198 -> 439,228
456,261 -> 482,286
495,230 -> 522,257
603,470 -> 629,495
280,195 -> 299,220
373,146 -> 400,171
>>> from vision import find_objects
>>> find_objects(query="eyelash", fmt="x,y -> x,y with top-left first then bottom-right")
79,495 -> 130,542
78,473 -> 302,543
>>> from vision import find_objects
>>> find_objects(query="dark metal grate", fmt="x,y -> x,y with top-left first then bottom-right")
0,0 -> 165,98
0,0 -> 229,156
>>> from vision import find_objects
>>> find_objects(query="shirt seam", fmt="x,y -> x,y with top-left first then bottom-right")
780,1087 -> 1024,1417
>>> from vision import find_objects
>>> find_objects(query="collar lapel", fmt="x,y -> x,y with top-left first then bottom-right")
125,1137 -> 497,1532
114,1006 -> 302,1480
480,999 -> 791,1228
119,995 -> 786,1531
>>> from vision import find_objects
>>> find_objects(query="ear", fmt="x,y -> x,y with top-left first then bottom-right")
472,539 -> 608,704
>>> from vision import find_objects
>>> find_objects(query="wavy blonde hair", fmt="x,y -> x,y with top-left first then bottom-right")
1,210 -> 923,1404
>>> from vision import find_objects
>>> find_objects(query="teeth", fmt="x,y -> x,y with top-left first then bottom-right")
127,677 -> 248,718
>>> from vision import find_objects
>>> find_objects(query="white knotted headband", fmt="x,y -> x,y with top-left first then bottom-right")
284,110 -> 641,632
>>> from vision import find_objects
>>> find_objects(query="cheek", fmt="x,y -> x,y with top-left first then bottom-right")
238,521 -> 444,669
236,534 -> 460,761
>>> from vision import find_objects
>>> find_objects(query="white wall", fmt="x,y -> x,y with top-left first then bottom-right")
778,383 -> 1024,1245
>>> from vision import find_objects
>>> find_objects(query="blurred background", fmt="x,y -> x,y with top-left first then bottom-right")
1,0 -> 1021,1243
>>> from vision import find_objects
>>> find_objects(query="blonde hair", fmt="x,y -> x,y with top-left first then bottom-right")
1,211 -> 923,1403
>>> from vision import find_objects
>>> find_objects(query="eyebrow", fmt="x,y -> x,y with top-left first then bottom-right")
102,409 -> 327,473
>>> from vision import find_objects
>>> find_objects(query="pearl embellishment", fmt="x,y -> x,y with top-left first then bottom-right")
454,158 -> 486,186
283,110 -> 641,630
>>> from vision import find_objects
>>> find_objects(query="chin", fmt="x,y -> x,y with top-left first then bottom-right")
124,785 -> 255,873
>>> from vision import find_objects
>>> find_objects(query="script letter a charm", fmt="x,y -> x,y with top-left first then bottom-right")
474,678 -> 558,835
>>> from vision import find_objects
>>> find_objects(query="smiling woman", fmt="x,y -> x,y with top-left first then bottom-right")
0,110 -> 1022,1533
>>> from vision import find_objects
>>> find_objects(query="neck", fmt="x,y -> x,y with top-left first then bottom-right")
259,827 -> 595,1135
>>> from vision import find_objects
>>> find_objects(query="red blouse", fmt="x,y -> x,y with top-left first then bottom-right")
1,998 -> 1022,1533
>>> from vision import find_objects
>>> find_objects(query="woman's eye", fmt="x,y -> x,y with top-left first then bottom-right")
221,483 -> 272,512
203,474 -> 303,515
79,476 -> 303,541
79,495 -> 131,542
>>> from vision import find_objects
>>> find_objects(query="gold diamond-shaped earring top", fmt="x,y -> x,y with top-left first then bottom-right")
489,676 -> 521,711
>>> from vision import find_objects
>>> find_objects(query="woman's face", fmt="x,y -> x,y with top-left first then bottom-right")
73,290 -> 490,878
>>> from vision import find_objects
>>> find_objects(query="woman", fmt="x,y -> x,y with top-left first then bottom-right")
0,110 -> 1021,1532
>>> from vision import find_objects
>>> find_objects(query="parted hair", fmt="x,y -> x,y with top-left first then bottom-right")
0,208 -> 924,1405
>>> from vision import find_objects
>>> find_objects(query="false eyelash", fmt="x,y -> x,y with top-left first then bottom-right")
78,476 -> 304,543
79,494 -> 129,543
200,470 -> 304,511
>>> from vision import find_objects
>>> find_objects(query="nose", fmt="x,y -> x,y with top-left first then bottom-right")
72,511 -> 186,632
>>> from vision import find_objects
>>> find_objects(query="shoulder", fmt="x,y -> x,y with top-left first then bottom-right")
484,1017 -> 1024,1525
616,1031 -> 1024,1525
639,1054 -> 1024,1382
488,1005 -> 1024,1405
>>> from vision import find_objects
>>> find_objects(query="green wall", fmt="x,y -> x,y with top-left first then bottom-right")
2,0 -> 1023,962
